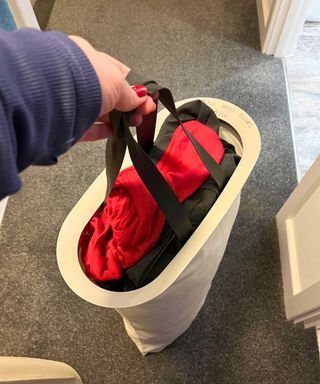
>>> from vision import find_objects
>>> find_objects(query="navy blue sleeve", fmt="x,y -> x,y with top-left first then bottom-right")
0,29 -> 101,199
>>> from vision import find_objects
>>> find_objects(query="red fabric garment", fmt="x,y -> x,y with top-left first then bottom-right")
82,120 -> 224,282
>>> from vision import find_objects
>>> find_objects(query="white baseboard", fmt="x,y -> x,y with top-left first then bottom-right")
0,197 -> 9,227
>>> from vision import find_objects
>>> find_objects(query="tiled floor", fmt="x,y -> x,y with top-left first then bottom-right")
284,22 -> 320,181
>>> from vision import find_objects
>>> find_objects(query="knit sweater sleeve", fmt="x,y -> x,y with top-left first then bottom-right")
0,28 -> 101,199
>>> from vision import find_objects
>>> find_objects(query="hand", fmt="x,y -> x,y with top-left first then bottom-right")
68,36 -> 157,141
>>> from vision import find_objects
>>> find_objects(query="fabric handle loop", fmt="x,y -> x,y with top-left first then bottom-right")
105,71 -> 228,242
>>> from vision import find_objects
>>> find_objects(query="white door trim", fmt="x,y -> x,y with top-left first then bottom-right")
0,198 -> 9,227
256,0 -> 276,45
257,0 -> 312,57
7,0 -> 40,29
276,155 -> 320,321
285,282 -> 320,321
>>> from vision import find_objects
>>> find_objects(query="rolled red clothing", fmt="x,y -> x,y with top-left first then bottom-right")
83,120 -> 224,282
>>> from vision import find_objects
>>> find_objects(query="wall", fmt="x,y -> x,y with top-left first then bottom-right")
307,0 -> 320,22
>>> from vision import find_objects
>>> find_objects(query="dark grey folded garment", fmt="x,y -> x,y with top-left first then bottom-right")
97,100 -> 240,292
122,141 -> 239,291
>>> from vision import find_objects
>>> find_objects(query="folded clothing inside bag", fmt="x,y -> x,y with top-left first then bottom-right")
98,140 -> 240,291
122,140 -> 239,290
78,100 -> 240,291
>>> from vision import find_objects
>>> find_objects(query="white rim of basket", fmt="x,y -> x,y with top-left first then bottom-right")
56,98 -> 261,308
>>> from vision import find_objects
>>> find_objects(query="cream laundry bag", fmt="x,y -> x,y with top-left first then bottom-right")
57,76 -> 260,355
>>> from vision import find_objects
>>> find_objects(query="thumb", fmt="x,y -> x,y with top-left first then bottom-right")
115,83 -> 148,112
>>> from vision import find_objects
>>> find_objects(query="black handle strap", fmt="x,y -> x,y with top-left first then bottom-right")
181,126 -> 227,189
106,73 -> 167,196
126,71 -> 159,152
105,77 -> 179,198
123,113 -> 194,242
105,110 -> 127,198
136,100 -> 158,152
105,72 -> 228,243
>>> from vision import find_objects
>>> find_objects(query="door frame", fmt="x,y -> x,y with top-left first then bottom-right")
256,0 -> 312,57
276,155 -> 320,321
7,0 -> 39,29
0,198 -> 9,227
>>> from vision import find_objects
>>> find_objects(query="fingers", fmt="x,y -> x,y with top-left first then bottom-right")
151,91 -> 159,100
68,35 -> 161,140
115,82 -> 148,112
79,93 -> 157,142
79,121 -> 113,142
129,103 -> 156,127
96,93 -> 156,130
130,113 -> 143,127
98,52 -> 130,77
69,35 -> 157,116
135,96 -> 157,115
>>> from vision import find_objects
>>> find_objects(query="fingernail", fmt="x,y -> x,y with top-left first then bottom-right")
132,84 -> 148,97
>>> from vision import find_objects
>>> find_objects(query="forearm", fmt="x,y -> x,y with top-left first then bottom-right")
0,29 -> 101,199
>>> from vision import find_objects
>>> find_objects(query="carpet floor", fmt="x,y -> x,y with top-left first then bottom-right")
0,0 -> 319,383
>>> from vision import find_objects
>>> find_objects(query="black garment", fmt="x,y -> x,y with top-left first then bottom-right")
97,100 -> 240,291
98,140 -> 239,292
122,141 -> 240,290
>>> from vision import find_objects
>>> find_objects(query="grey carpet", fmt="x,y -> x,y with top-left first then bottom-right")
1,0 -> 319,383
33,0 -> 56,30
